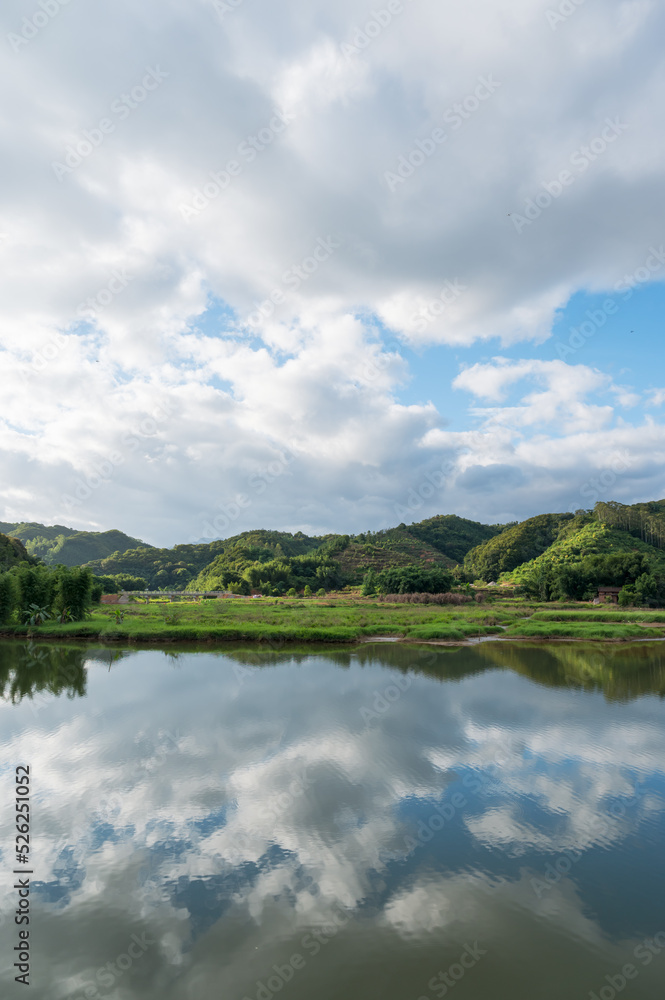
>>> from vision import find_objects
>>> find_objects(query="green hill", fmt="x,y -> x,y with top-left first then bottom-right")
75,517 -> 506,591
7,499 -> 665,601
595,499 -> 665,548
0,533 -> 34,571
334,527 -> 457,580
506,520 -> 665,586
463,512 -> 577,581
404,514 -> 506,563
84,540 -> 228,590
0,522 -> 151,567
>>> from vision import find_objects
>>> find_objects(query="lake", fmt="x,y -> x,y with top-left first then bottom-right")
1,639 -> 664,1000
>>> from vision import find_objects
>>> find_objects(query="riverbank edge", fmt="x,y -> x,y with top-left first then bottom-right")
2,628 -> 665,648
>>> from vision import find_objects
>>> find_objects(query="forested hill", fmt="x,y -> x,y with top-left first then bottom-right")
0,522 -> 151,567
6,500 -> 665,598
463,513 -> 576,581
463,500 -> 665,603
13,514 -> 501,591
0,533 -> 34,571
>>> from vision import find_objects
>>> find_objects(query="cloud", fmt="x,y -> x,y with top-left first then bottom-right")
1,646 -> 663,997
2,0 -> 665,537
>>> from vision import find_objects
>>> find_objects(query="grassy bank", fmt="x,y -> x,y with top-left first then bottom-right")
2,595 -> 665,644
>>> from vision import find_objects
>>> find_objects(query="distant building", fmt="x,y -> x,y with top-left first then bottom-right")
597,586 -> 621,604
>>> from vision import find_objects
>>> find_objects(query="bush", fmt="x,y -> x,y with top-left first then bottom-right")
53,567 -> 93,621
0,572 -> 18,624
376,566 -> 454,595
377,592 -> 472,605
15,566 -> 56,612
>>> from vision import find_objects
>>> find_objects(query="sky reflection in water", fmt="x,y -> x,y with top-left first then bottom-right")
0,640 -> 664,1000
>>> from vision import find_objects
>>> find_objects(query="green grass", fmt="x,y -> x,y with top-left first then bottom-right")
503,622 -> 659,640
530,610 -> 665,623
2,595 -> 664,644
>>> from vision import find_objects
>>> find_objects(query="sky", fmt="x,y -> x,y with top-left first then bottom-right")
1,646 -> 664,995
1,0 -> 664,547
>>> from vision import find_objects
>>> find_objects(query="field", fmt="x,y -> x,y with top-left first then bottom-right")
3,595 -> 665,644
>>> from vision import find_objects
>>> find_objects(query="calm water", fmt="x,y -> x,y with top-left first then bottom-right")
1,640 -> 664,1000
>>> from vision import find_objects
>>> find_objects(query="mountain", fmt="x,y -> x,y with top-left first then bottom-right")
6,500 -> 665,599
463,512 -> 577,581
407,513 -> 507,563
0,533 -> 34,571
506,519 -> 665,587
16,514 -> 503,591
0,522 -> 151,567
463,500 -> 665,601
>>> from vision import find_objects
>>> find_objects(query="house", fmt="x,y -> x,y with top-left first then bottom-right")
597,586 -> 622,604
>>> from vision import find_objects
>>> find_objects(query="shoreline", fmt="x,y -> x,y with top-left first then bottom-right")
2,630 -> 665,649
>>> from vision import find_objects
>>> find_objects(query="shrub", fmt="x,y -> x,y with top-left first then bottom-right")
15,566 -> 55,612
53,567 -> 93,621
0,572 -> 18,624
376,566 -> 454,595
377,592 -> 471,605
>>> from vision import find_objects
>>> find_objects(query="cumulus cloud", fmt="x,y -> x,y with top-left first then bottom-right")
1,0 -> 665,538
1,647 -> 663,995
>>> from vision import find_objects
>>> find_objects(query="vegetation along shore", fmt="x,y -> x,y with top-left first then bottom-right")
3,496 -> 665,644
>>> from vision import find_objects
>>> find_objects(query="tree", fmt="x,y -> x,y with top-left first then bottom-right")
361,570 -> 377,596
53,567 -> 93,621
303,584 -> 313,597
0,572 -> 18,624
375,565 -> 454,595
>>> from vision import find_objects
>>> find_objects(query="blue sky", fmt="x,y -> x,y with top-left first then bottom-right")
398,281 -> 665,421
1,0 -> 665,545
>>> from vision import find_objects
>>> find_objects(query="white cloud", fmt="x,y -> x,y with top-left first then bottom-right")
2,0 -> 665,537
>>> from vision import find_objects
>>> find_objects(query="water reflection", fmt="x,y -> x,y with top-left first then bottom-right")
0,641 -> 89,704
0,640 -> 663,1000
